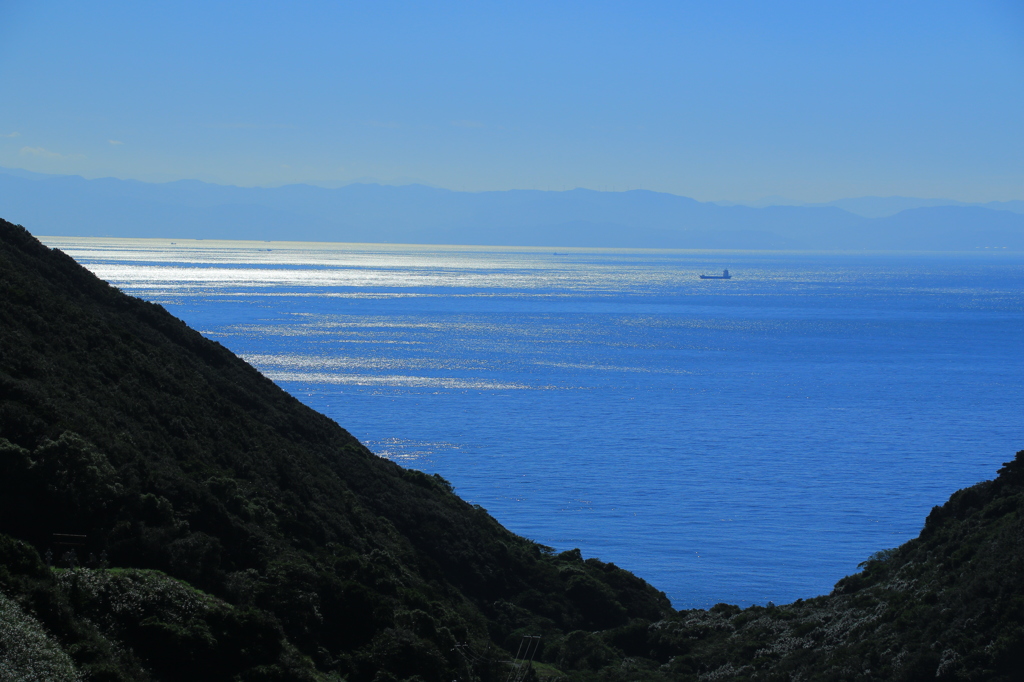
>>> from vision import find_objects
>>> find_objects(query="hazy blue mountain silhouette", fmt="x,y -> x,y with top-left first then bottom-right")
718,195 -> 1024,218
2,168 -> 1022,250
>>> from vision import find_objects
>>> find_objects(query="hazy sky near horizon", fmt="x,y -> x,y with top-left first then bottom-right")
1,1 -> 1022,202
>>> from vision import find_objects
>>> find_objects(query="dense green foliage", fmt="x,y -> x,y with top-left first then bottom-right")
1,217 -> 1021,680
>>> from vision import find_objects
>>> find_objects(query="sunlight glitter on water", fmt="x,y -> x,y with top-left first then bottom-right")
42,235 -> 1024,608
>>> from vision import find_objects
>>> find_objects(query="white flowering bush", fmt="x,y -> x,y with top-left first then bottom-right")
53,567 -> 219,629
42,566 -> 292,679
0,590 -> 82,682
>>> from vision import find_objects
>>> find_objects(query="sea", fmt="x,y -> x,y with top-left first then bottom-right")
41,236 -> 1024,609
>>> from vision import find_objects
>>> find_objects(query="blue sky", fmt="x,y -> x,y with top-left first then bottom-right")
1,0 -> 1021,201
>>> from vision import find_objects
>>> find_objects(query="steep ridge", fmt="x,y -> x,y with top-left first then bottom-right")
0,217 -> 670,680
1,216 -> 1022,681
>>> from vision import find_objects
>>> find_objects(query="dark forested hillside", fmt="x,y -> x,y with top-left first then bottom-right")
0,217 -> 670,680
1,216 -> 1022,681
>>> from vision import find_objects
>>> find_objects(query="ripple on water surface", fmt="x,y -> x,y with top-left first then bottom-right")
42,236 -> 1024,607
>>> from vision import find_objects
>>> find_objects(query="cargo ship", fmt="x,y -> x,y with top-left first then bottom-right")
699,269 -> 732,279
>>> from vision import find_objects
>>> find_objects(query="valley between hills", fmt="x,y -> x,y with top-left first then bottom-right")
1,216 -> 1022,681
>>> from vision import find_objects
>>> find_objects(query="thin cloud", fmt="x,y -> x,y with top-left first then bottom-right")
451,120 -> 484,128
20,146 -> 84,160
108,139 -> 124,145
21,146 -> 63,158
2,132 -> 20,138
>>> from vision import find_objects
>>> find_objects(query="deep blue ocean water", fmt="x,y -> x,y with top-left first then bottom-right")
43,237 -> 1024,608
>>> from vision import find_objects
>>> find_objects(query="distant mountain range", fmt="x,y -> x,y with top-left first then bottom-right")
715,195 -> 1024,218
2,166 -> 1023,250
